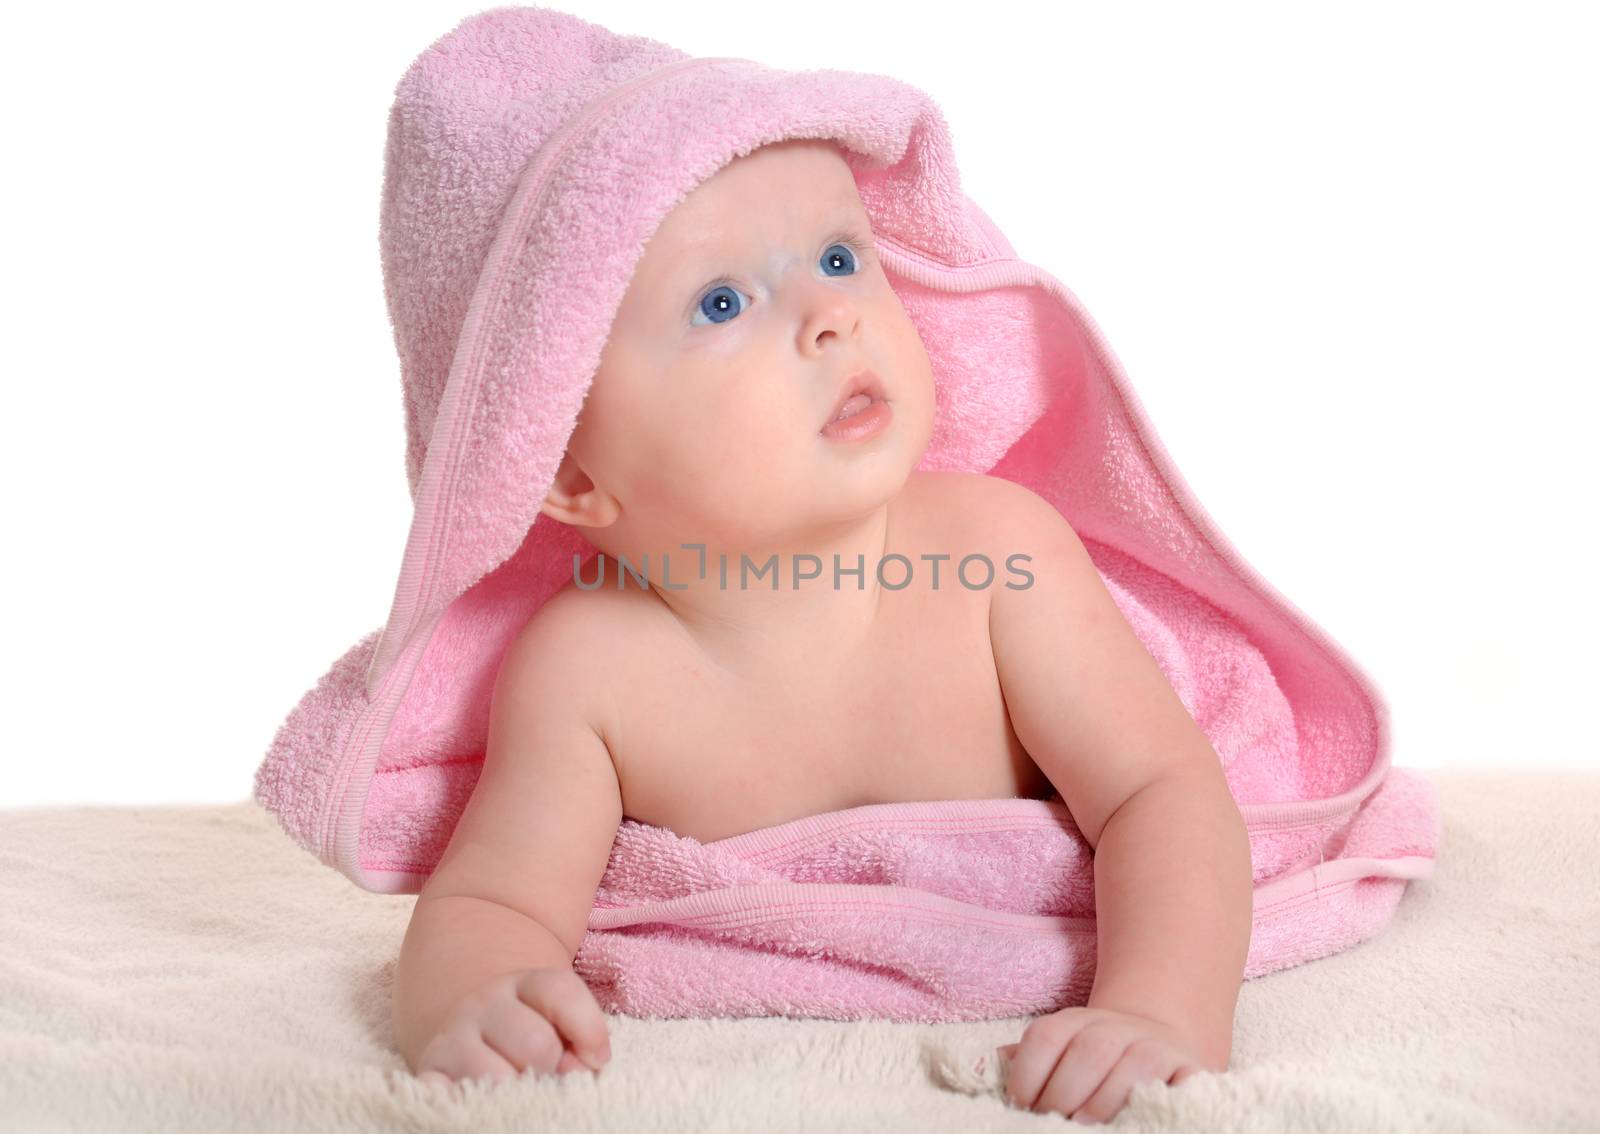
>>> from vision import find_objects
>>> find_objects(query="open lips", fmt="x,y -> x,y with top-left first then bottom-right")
822,369 -> 887,429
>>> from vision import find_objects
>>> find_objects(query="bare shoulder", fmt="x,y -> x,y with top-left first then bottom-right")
901,470 -> 1078,560
500,569 -> 640,739
974,472 -> 1077,541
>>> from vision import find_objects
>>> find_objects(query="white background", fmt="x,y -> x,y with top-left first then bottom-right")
3,1 -> 1595,808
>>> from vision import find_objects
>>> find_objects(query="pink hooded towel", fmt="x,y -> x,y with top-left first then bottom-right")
252,5 -> 1440,1022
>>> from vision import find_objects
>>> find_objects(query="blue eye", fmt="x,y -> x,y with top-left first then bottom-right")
690,237 -> 870,327
820,241 -> 860,278
694,283 -> 746,326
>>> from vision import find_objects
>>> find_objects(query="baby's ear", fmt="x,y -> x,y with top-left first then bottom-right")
540,450 -> 621,529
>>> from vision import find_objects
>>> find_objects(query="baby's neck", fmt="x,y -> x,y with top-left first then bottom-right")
612,502 -> 897,678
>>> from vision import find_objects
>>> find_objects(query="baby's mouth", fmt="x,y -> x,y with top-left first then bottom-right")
819,387 -> 893,442
830,393 -> 877,423
820,369 -> 889,432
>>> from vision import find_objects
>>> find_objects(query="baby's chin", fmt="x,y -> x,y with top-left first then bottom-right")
580,416 -> 925,554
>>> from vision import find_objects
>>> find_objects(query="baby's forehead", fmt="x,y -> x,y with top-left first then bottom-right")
656,140 -> 863,247
610,139 -> 866,326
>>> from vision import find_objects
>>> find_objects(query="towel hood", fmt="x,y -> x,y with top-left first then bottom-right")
252,5 -> 1435,909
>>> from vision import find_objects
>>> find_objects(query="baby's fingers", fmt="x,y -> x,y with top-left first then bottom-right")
415,1023 -> 519,1087
1031,1026 -> 1128,1117
1068,1039 -> 1186,1125
1002,1013 -> 1095,1110
515,969 -> 612,1070
478,996 -> 568,1077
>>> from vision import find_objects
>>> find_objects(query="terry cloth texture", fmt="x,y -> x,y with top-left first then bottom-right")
250,5 -> 1439,1020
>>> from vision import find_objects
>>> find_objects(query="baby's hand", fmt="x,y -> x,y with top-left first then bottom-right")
411,967 -> 612,1088
998,1005 -> 1204,1124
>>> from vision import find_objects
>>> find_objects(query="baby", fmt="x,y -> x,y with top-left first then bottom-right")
392,138 -> 1254,1123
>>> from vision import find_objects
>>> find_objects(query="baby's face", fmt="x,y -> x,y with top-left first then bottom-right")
548,138 -> 935,553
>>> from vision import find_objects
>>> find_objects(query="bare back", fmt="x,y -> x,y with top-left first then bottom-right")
565,470 -> 1055,843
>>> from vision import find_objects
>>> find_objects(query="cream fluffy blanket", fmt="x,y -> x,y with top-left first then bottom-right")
1,769 -> 1593,1132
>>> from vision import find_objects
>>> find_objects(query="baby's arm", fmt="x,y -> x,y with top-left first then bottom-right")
392,597 -> 622,1081
983,480 -> 1252,1114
